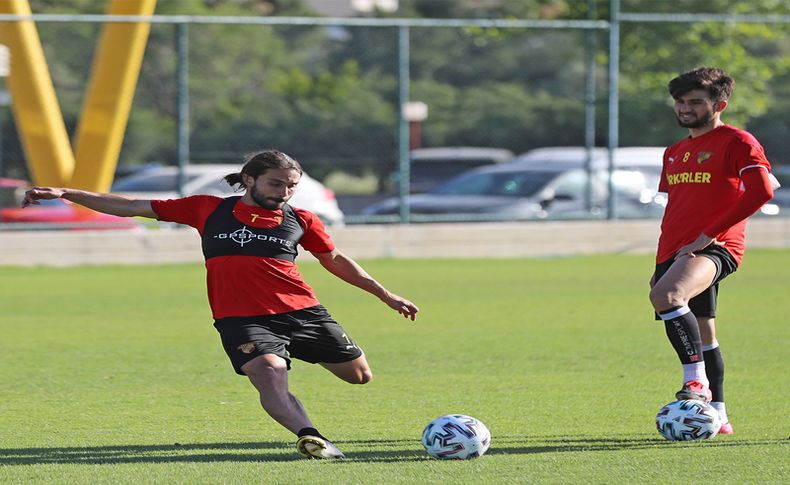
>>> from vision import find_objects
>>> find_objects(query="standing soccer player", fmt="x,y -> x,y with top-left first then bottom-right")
649,67 -> 778,434
23,149 -> 419,459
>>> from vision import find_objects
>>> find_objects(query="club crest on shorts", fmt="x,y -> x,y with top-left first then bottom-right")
238,343 -> 256,354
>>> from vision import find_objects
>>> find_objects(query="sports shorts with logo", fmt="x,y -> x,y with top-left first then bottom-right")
653,244 -> 738,319
213,305 -> 363,374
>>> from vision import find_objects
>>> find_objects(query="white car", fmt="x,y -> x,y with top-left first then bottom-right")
112,164 -> 345,226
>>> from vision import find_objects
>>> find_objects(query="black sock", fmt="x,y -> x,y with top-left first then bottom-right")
659,306 -> 703,364
703,346 -> 725,402
297,427 -> 325,440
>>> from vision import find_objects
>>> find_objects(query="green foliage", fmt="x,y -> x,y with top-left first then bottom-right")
612,0 -> 790,154
427,82 -> 584,151
400,0 -> 572,19
0,251 -> 788,482
6,0 -> 790,188
323,169 -> 379,194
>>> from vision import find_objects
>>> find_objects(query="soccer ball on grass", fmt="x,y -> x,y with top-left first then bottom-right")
421,414 -> 491,459
655,399 -> 721,441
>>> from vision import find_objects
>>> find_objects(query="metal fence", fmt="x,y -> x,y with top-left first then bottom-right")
1,2 -> 788,229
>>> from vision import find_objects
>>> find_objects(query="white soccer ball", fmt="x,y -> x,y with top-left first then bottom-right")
421,414 -> 491,459
655,399 -> 721,441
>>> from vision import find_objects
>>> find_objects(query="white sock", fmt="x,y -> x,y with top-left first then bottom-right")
682,362 -> 708,386
702,341 -> 719,352
710,401 -> 728,423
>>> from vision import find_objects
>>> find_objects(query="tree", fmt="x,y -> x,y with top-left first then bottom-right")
613,0 -> 790,151
8,0 -> 790,189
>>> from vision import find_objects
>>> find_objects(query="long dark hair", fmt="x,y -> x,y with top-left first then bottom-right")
224,149 -> 303,189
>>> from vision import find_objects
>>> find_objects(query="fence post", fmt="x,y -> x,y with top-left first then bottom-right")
397,25 -> 411,223
607,0 -> 621,220
176,22 -> 190,197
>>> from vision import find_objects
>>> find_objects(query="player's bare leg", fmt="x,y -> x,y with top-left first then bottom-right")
649,255 -> 717,311
321,355 -> 373,384
242,354 -> 345,458
242,354 -> 346,458
650,255 -> 718,402
242,354 -> 313,434
698,316 -> 716,345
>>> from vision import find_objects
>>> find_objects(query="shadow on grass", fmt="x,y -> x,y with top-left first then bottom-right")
344,435 -> 789,463
484,435 -> 789,457
0,441 -> 299,465
2,435 -> 785,466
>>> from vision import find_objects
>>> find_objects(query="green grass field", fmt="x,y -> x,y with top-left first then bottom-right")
1,251 -> 787,484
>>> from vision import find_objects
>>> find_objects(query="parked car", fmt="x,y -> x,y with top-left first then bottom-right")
515,147 -> 782,217
510,145 -> 666,168
111,164 -> 345,226
394,146 -> 514,193
768,165 -> 789,214
363,146 -> 666,221
0,178 -> 139,230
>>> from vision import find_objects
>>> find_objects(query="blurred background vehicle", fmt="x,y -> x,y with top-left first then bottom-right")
768,165 -> 789,213
363,147 -> 666,221
402,147 -> 514,193
337,146 -> 515,217
516,147 -> 782,218
0,178 -> 139,230
111,164 -> 345,226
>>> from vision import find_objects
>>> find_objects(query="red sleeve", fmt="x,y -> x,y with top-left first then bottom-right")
729,130 -> 771,174
151,195 -> 223,234
294,208 -> 335,253
701,168 -> 774,237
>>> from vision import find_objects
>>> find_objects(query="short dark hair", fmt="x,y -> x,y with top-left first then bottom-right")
668,67 -> 735,104
224,149 -> 303,189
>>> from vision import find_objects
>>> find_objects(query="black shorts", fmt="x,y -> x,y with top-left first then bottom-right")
213,305 -> 364,375
653,244 -> 738,319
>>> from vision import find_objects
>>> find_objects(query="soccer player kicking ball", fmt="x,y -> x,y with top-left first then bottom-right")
649,67 -> 778,434
23,149 -> 419,459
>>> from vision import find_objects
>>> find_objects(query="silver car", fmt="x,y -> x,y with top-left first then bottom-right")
112,164 -> 345,226
762,165 -> 789,216
405,146 -> 514,193
362,146 -> 666,221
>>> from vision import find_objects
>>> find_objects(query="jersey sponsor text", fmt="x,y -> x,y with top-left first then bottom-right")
665,171 -> 711,186
213,226 -> 295,248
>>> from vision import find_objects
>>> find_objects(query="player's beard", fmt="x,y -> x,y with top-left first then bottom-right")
675,109 -> 714,129
249,185 -> 286,210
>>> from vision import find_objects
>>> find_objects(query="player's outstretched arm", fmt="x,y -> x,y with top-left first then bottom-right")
311,248 -> 419,321
675,168 -> 774,259
22,187 -> 157,218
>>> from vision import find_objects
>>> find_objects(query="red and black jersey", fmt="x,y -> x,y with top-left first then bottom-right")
151,195 -> 335,319
658,125 -> 771,266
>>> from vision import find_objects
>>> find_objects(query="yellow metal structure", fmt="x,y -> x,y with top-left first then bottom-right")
0,0 -> 156,190
71,0 -> 156,191
0,0 -> 74,186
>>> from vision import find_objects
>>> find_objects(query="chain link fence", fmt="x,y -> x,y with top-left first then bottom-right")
1,5 -> 788,228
